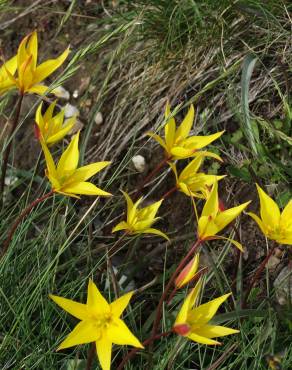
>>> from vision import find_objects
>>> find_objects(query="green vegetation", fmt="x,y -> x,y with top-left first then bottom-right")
0,1 -> 291,369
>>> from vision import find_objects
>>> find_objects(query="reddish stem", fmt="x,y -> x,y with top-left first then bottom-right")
1,190 -> 54,258
0,94 -> 24,200
162,186 -> 177,199
117,331 -> 171,370
86,343 -> 95,370
134,157 -> 169,199
151,239 -> 202,341
243,245 -> 276,306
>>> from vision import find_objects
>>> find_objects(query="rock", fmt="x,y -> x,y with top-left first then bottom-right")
68,119 -> 84,135
64,103 -> 80,118
52,86 -> 70,100
132,155 -> 146,173
94,111 -> 103,126
266,255 -> 280,269
274,266 -> 292,305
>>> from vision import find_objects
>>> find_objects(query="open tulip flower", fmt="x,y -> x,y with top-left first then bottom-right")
50,279 -> 143,370
170,156 -> 225,199
40,131 -> 111,197
197,181 -> 250,251
173,279 -> 239,345
36,100 -> 75,146
148,102 -> 224,160
175,254 -> 200,289
112,191 -> 169,240
0,55 -> 17,95
3,30 -> 69,96
247,184 -> 292,245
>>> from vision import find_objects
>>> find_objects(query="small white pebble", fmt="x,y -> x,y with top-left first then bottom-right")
94,112 -> 103,126
4,176 -> 18,186
52,86 -> 70,100
64,103 -> 80,118
132,155 -> 146,173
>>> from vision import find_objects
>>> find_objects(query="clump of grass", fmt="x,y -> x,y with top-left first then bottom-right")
0,1 -> 292,370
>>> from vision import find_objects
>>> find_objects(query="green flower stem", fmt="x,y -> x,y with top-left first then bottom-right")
1,190 -> 54,258
117,331 -> 172,370
0,93 -> 24,202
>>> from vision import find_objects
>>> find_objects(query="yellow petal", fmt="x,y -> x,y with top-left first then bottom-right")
179,156 -> 203,180
27,30 -> 38,69
280,200 -> 292,229
195,324 -> 239,339
164,102 -> 176,150
49,294 -> 89,321
215,201 -> 250,234
44,100 -> 57,121
107,318 -> 144,348
87,279 -> 110,313
33,47 -> 70,85
169,162 -> 178,182
95,335 -> 112,370
46,123 -> 74,145
120,191 -> 134,222
58,320 -> 98,350
110,291 -> 134,317
175,254 -> 200,288
175,104 -> 194,140
112,221 -> 129,233
247,212 -> 268,236
183,131 -> 224,150
19,56 -> 34,91
0,55 -> 17,79
256,184 -> 281,228
26,84 -> 48,95
61,181 -> 112,196
212,235 -> 244,252
137,199 -> 163,222
147,132 -> 168,152
141,227 -> 169,241
201,181 -> 218,218
35,102 -> 44,130
170,146 -> 194,159
188,293 -> 231,327
57,132 -> 80,176
198,216 -> 218,239
174,279 -> 202,325
17,33 -> 31,74
195,150 -> 223,162
187,332 -> 221,345
68,162 -> 111,183
40,139 -> 58,180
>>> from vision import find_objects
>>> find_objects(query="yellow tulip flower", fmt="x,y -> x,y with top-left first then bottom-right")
175,254 -> 200,289
173,279 -> 239,345
197,181 -> 250,251
169,156 -> 225,199
50,279 -> 143,370
3,30 -> 69,95
0,55 -> 17,95
247,184 -> 292,245
112,191 -> 169,240
40,131 -> 111,197
148,102 -> 224,160
35,100 -> 75,146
